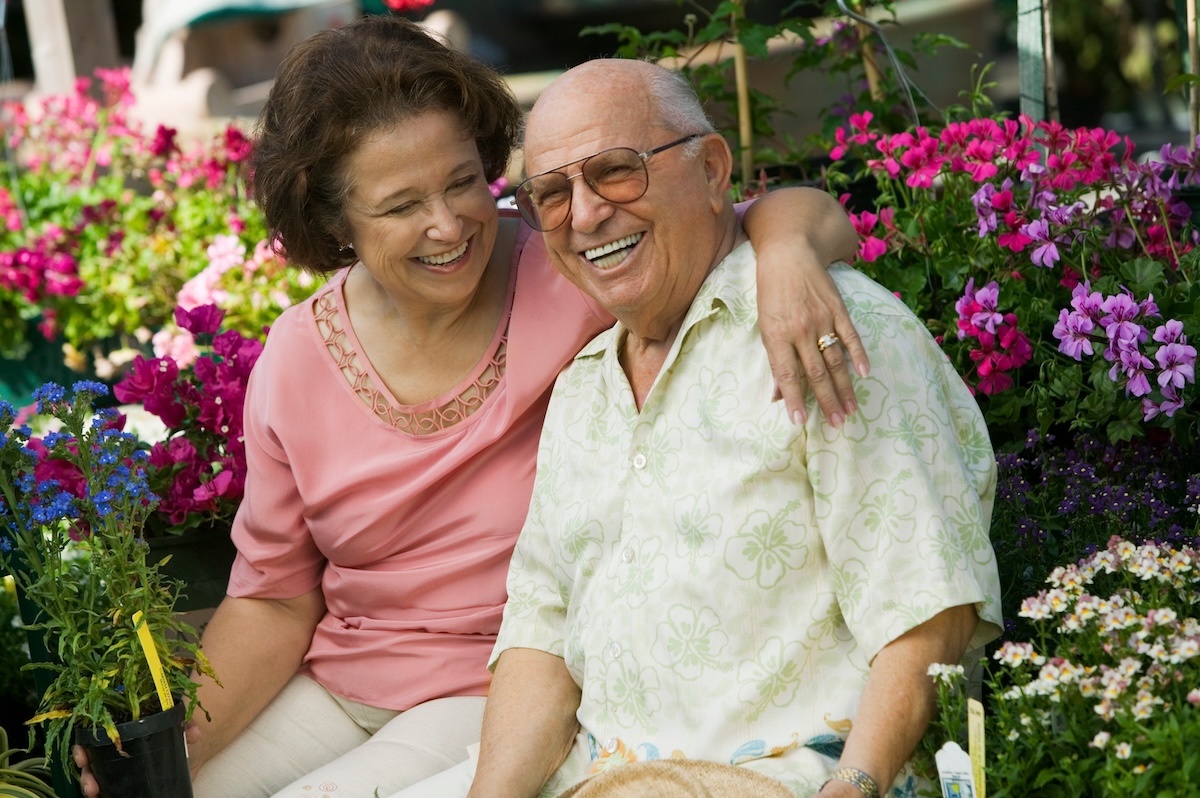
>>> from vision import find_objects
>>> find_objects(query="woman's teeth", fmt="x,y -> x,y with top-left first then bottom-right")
417,241 -> 468,265
585,233 -> 642,269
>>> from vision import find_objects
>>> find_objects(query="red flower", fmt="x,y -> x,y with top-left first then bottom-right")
384,0 -> 435,9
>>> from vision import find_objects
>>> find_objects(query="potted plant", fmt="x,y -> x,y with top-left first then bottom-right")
0,380 -> 215,796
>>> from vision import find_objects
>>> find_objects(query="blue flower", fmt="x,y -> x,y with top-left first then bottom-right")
41,431 -> 70,450
31,383 -> 66,411
0,537 -> 11,552
72,380 -> 110,398
31,491 -> 76,524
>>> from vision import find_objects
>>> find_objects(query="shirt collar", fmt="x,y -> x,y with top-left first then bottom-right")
573,240 -> 758,362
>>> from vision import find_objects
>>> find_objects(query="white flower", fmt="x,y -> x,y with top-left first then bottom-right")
927,663 -> 966,684
1115,741 -> 1132,760
1089,731 -> 1110,749
1019,593 -> 1053,620
995,641 -> 1044,667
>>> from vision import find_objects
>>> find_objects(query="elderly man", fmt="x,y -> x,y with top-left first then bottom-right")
392,58 -> 1001,798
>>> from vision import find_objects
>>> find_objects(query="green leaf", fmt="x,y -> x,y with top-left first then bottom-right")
1165,73 -> 1200,93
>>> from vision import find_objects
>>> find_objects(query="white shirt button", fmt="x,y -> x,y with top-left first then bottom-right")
632,452 -> 647,469
621,547 -> 635,563
604,737 -> 618,753
607,641 -> 622,659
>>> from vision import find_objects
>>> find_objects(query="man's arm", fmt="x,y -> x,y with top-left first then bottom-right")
815,604 -> 980,797
743,187 -> 868,427
467,647 -> 582,798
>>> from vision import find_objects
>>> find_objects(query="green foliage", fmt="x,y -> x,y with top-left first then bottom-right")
0,383 -> 215,770
581,1 -> 964,177
0,725 -> 55,798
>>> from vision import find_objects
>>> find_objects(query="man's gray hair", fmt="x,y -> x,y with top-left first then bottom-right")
646,65 -> 716,157
518,61 -> 717,154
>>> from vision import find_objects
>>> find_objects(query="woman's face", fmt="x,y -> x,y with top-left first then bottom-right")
341,110 -> 499,311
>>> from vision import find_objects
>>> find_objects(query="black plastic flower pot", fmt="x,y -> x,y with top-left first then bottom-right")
75,700 -> 192,798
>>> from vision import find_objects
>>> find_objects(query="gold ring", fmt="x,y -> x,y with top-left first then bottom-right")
817,333 -> 840,353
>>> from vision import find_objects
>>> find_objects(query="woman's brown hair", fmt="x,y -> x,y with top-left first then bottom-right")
250,14 -> 521,273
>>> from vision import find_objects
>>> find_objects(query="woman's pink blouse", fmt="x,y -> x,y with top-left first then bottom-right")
226,222 -> 610,710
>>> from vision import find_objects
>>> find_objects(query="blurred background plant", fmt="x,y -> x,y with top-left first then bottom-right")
0,66 -> 314,395
581,0 -> 966,189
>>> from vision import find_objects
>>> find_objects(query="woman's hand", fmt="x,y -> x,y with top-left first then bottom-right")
754,232 -> 869,427
73,721 -> 204,796
742,187 -> 870,426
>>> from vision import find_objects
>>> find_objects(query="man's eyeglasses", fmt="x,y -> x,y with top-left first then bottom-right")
514,134 -> 703,232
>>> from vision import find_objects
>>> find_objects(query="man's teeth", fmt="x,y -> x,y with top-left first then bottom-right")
585,233 -> 642,269
417,241 -> 468,265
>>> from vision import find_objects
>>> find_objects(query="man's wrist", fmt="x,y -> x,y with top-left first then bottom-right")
820,767 -> 880,798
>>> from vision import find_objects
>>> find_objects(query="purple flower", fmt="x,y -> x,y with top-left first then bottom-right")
1070,282 -> 1105,322
972,183 -> 998,237
1152,319 -> 1186,345
1053,308 -> 1094,360
969,281 -> 1003,333
1021,219 -> 1060,267
1143,386 -> 1186,420
1155,341 -> 1197,390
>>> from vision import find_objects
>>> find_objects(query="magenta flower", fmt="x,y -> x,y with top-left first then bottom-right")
175,303 -> 226,336
1153,319 -> 1187,345
1143,386 -> 1186,420
829,111 -> 876,160
899,129 -> 945,188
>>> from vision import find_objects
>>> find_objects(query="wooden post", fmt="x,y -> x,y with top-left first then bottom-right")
23,0 -> 120,95
731,0 -> 753,186
1017,0 -> 1052,122
1189,0 -> 1198,147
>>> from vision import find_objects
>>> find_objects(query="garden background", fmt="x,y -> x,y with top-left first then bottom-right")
1,1 -> 1198,796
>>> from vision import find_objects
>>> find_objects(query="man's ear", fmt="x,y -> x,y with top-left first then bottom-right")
699,133 -> 734,213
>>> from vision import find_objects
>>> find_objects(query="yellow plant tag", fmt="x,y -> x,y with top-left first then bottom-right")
968,697 -> 985,798
132,610 -> 174,712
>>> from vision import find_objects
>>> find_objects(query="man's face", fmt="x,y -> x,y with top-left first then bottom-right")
522,71 -> 727,335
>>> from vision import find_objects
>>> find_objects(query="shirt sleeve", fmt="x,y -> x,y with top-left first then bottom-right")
226,317 -> 326,600
487,373 -> 578,671
808,268 -> 1002,661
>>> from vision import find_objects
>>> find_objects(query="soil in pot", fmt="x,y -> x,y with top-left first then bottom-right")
75,700 -> 192,798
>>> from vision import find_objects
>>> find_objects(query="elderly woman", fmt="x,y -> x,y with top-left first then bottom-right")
77,14 -> 863,798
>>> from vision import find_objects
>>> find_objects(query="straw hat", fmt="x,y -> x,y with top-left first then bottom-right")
555,760 -> 796,798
